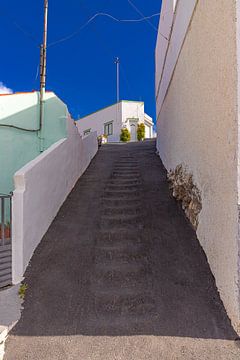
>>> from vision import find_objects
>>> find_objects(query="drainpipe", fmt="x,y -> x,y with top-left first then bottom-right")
39,0 -> 49,152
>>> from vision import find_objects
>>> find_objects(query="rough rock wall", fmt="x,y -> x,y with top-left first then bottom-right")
167,165 -> 202,230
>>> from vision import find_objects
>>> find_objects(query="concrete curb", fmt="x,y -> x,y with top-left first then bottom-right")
0,326 -> 8,360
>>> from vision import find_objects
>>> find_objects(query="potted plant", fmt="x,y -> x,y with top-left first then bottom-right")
98,135 -> 108,147
5,222 -> 11,238
102,134 -> 108,144
120,128 -> 131,142
0,222 -> 11,239
97,135 -> 103,147
137,123 -> 145,141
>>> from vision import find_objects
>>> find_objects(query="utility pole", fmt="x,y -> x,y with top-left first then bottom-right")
39,0 -> 48,150
115,57 -> 120,103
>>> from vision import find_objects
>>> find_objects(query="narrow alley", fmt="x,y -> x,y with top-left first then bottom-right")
4,141 -> 239,360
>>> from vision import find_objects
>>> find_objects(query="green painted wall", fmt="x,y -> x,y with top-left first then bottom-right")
0,92 -> 68,196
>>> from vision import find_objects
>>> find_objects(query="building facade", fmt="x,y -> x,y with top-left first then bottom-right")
76,100 -> 154,142
156,0 -> 240,331
0,91 -> 68,196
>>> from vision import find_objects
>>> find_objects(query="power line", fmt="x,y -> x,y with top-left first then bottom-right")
0,4 -> 47,134
78,2 -> 114,58
48,12 -> 160,48
78,2 -> 136,101
79,3 -> 135,101
0,9 -> 39,46
127,1 -> 172,41
35,63 -> 40,82
12,21 -> 39,45
127,0 -> 158,32
0,124 -> 40,132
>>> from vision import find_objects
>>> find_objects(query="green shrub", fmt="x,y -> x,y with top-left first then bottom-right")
120,128 -> 130,142
137,123 -> 145,141
18,283 -> 28,300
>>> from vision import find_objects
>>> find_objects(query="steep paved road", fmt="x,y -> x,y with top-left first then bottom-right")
4,140 -> 240,359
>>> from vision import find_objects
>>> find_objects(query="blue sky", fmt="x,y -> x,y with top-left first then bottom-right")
0,1 -> 161,121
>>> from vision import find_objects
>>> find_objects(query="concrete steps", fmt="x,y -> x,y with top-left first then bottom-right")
92,268 -> 151,288
105,183 -> 142,190
94,248 -> 148,264
100,214 -> 143,228
112,172 -> 140,178
94,292 -> 155,317
102,206 -> 142,216
103,189 -> 141,198
101,198 -> 142,207
89,153 -> 156,329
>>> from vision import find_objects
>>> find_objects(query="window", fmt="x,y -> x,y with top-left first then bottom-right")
104,121 -> 113,136
83,128 -> 91,136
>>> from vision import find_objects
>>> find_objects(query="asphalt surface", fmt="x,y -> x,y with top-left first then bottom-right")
4,140 -> 240,359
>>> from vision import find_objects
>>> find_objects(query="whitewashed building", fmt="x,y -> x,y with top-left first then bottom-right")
76,100 -> 154,142
156,0 -> 240,331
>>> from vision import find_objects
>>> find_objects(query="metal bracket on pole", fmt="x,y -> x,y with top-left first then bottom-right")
39,0 -> 49,152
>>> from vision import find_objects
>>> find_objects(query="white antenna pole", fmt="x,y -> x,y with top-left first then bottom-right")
115,57 -> 120,103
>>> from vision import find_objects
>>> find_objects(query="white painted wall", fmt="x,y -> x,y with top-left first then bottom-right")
236,1 -> 240,332
77,101 -> 153,142
77,103 -> 122,142
156,0 -> 197,117
0,92 -> 37,119
156,0 -> 240,330
145,125 -> 151,139
144,114 -> 153,139
12,118 -> 98,283
0,92 -> 56,120
155,0 -> 175,96
237,1 -> 240,205
0,91 -> 69,205
121,101 -> 145,125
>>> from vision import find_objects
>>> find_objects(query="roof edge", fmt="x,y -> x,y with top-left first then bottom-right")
78,100 -> 144,120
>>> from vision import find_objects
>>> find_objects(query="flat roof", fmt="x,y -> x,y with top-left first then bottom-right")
0,90 -> 53,97
78,100 -> 144,120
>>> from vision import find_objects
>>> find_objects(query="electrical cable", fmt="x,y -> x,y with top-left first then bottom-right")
0,5 -> 162,132
0,124 -> 40,132
78,2 -> 136,101
0,10 -> 42,132
127,0 -> 158,31
12,21 -> 39,46
127,1 -> 173,41
0,9 -> 39,46
35,63 -> 40,82
48,12 -> 160,48
77,2 -> 115,58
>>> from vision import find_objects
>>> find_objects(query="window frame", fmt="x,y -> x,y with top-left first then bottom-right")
83,128 -> 91,136
104,121 -> 113,136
